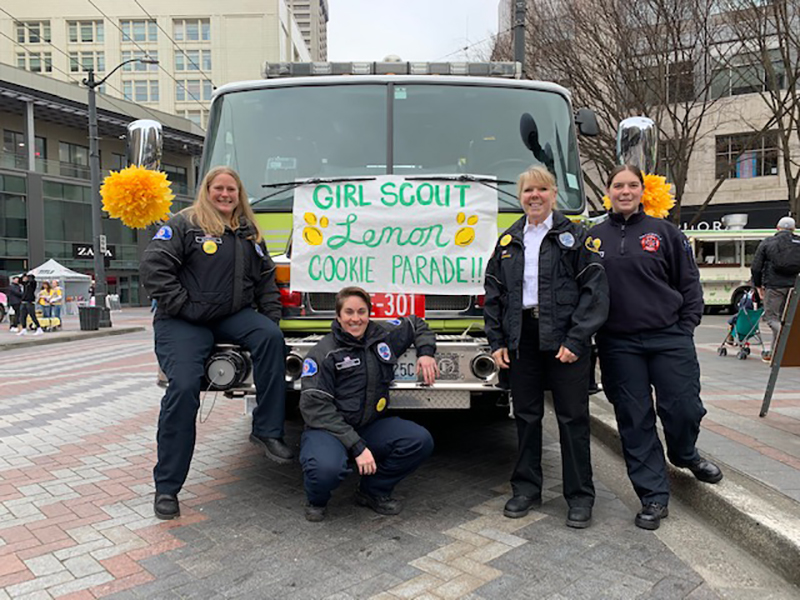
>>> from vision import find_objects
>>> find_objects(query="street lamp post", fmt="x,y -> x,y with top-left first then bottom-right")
83,57 -> 158,319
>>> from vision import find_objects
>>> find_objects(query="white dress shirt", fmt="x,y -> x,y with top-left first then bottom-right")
522,214 -> 553,308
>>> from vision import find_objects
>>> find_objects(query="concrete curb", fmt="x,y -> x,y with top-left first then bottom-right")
589,395 -> 800,587
0,326 -> 146,352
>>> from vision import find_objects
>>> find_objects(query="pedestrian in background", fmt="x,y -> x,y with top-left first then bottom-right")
49,279 -> 63,331
751,216 -> 800,362
6,276 -> 23,332
484,166 -> 609,529
589,165 -> 722,531
299,286 -> 438,522
141,166 -> 292,520
17,274 -> 44,336
37,280 -> 52,326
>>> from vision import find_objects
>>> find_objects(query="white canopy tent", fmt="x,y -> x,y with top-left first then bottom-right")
28,259 -> 92,314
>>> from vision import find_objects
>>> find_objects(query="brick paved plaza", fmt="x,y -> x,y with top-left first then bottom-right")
1,311 -> 798,599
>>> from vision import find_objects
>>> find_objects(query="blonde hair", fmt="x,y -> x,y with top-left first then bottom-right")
517,166 -> 556,199
181,166 -> 262,242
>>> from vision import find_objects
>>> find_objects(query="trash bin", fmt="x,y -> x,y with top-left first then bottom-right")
78,306 -> 100,331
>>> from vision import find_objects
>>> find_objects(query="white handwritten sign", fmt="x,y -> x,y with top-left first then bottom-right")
291,175 -> 499,294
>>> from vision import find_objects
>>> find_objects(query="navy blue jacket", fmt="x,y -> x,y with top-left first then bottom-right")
140,212 -> 280,324
300,317 -> 435,455
588,207 -> 703,335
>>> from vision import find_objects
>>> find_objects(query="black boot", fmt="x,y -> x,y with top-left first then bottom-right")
154,493 -> 180,520
354,489 -> 402,515
635,503 -> 668,530
250,434 -> 294,464
503,495 -> 541,519
685,457 -> 723,484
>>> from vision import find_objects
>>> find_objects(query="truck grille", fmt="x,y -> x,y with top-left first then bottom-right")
306,293 -> 472,313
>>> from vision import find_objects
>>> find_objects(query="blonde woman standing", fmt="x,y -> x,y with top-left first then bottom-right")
141,166 -> 291,520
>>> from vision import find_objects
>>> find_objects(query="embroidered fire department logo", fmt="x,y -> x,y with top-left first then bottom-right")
301,358 -> 318,377
640,233 -> 661,253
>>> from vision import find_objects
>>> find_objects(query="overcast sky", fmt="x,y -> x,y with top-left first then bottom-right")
327,1 -> 500,62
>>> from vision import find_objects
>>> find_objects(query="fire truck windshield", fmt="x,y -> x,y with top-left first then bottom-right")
204,82 -> 585,213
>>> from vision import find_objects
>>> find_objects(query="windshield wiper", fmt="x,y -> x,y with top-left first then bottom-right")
253,176 -> 377,206
404,174 -> 519,208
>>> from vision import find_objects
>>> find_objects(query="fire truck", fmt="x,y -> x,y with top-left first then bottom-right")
143,60 -> 599,409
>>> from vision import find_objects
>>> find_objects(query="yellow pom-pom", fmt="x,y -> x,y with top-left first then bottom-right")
100,165 -> 175,229
641,173 -> 674,219
601,171 -> 674,219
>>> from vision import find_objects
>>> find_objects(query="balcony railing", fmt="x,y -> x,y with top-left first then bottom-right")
0,151 -> 193,195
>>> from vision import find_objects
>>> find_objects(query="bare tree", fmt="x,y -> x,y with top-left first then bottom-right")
720,0 -> 800,217
494,0 -> 741,221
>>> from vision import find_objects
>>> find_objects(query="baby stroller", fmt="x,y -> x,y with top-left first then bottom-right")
717,289 -> 764,360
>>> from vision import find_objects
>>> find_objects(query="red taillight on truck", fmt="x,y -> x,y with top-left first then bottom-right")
476,295 -> 485,308
280,288 -> 302,307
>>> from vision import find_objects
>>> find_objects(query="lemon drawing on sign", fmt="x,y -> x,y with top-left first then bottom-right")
302,212 -> 329,246
500,234 -> 512,247
376,397 -> 387,412
202,240 -> 218,254
454,212 -> 479,247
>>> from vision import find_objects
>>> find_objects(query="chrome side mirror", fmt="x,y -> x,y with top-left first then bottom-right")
127,119 -> 163,170
616,116 -> 657,172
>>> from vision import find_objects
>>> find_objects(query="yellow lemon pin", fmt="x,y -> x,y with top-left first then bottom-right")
500,234 -> 512,247
202,240 -> 218,254
376,397 -> 387,412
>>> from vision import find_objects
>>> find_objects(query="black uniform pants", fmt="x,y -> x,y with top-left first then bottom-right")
9,303 -> 20,328
597,324 -> 705,506
19,301 -> 40,330
153,308 -> 286,495
509,312 -> 595,507
299,417 -> 434,507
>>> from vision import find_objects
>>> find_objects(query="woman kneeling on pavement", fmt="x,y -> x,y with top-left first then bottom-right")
484,166 -> 609,529
299,286 -> 439,522
141,166 -> 292,520
588,165 -> 723,531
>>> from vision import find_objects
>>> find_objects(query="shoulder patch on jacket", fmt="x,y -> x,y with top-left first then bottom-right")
254,242 -> 265,257
377,342 -> 392,361
301,358 -> 318,377
558,231 -> 576,248
153,225 -> 173,240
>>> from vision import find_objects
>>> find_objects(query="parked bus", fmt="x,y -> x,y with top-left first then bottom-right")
684,229 -> 772,312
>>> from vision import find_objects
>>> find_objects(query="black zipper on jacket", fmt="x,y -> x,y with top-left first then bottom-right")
620,223 -> 627,255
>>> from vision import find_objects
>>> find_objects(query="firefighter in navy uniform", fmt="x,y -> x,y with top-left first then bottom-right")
299,286 -> 438,522
484,166 -> 609,529
588,165 -> 723,531
141,166 -> 292,521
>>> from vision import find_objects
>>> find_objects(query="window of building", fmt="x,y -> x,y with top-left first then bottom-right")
0,192 -> 28,240
16,52 -> 53,73
58,141 -> 90,178
68,20 -> 104,43
122,80 -> 160,103
69,51 -> 105,73
121,50 -> 159,71
711,50 -> 786,98
15,21 -> 51,44
181,109 -> 208,128
715,132 -> 779,179
175,79 -> 213,102
667,61 -> 694,103
2,131 -> 46,169
120,19 -> 158,43
163,163 -> 189,195
173,19 -> 211,42
110,153 -> 128,171
174,50 -> 211,71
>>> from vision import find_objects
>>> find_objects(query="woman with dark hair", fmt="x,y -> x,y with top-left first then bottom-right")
484,166 -> 608,529
141,166 -> 291,520
298,286 -> 438,522
588,165 -> 723,531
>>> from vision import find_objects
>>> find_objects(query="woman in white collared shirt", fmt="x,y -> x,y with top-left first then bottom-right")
484,166 -> 608,529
